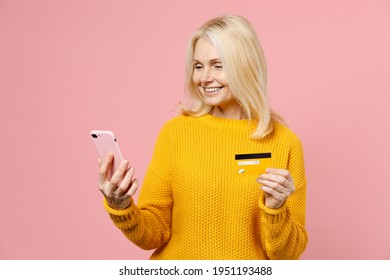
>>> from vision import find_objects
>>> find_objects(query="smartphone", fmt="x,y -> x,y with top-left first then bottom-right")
90,130 -> 124,177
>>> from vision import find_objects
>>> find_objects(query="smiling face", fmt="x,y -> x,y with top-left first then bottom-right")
192,38 -> 243,118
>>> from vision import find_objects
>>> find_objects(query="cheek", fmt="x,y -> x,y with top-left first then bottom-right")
192,72 -> 199,84
215,72 -> 227,86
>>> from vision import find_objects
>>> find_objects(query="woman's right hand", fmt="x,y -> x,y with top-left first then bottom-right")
98,152 -> 139,210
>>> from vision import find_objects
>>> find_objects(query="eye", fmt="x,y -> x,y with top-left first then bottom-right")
214,63 -> 223,70
193,64 -> 203,71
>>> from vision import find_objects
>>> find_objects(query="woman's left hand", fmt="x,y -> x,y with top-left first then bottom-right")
256,168 -> 295,209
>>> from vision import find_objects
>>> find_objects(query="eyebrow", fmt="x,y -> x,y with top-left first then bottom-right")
192,58 -> 222,64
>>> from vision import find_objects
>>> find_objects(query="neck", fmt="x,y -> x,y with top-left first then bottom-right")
211,105 -> 245,120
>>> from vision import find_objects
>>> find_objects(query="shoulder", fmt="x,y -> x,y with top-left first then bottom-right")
163,115 -> 193,127
160,115 -> 201,132
156,115 -> 196,140
271,121 -> 303,148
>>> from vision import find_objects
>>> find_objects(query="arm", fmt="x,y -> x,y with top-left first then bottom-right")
100,123 -> 174,250
256,137 -> 308,259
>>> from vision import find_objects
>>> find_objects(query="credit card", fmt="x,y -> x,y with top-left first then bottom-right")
235,153 -> 272,175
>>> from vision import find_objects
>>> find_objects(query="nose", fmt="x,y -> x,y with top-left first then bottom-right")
200,67 -> 213,83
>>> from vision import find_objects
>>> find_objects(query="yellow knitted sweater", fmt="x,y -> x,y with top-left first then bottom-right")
104,114 -> 308,259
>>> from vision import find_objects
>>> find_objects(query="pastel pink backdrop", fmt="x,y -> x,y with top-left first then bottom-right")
0,0 -> 389,259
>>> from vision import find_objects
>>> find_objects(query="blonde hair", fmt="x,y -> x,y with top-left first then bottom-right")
179,15 -> 285,139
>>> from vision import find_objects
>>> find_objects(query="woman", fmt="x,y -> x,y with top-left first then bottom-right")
98,15 -> 308,259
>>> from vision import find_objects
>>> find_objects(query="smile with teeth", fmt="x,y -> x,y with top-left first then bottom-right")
204,87 -> 223,93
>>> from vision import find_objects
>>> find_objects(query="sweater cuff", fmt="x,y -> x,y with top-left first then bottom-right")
103,197 -> 134,217
258,192 -> 288,224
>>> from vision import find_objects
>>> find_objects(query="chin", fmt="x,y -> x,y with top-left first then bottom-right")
203,96 -> 225,107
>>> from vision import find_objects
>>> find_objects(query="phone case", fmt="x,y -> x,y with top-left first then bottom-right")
90,130 -> 124,177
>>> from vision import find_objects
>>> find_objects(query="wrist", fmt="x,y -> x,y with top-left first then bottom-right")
108,199 -> 131,210
103,197 -> 133,214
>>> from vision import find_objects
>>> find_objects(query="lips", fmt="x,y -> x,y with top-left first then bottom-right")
203,86 -> 223,95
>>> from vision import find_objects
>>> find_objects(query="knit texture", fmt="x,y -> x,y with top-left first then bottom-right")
104,114 -> 308,259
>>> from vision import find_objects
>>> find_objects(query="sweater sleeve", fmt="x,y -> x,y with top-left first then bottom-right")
258,136 -> 308,259
103,122 -> 174,251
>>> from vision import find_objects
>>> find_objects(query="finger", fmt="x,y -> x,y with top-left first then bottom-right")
99,153 -> 114,184
127,178 -> 139,197
109,160 -> 129,186
259,173 -> 290,188
114,167 -> 135,195
263,168 -> 294,189
259,176 -> 295,194
261,185 -> 289,202
265,168 -> 290,178
257,178 -> 286,193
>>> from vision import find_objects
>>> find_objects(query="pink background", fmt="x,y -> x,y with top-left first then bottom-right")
1,0 -> 389,259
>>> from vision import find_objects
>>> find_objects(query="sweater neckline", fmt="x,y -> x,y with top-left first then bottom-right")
197,114 -> 258,131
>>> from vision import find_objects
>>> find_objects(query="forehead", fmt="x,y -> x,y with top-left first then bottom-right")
193,37 -> 220,61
